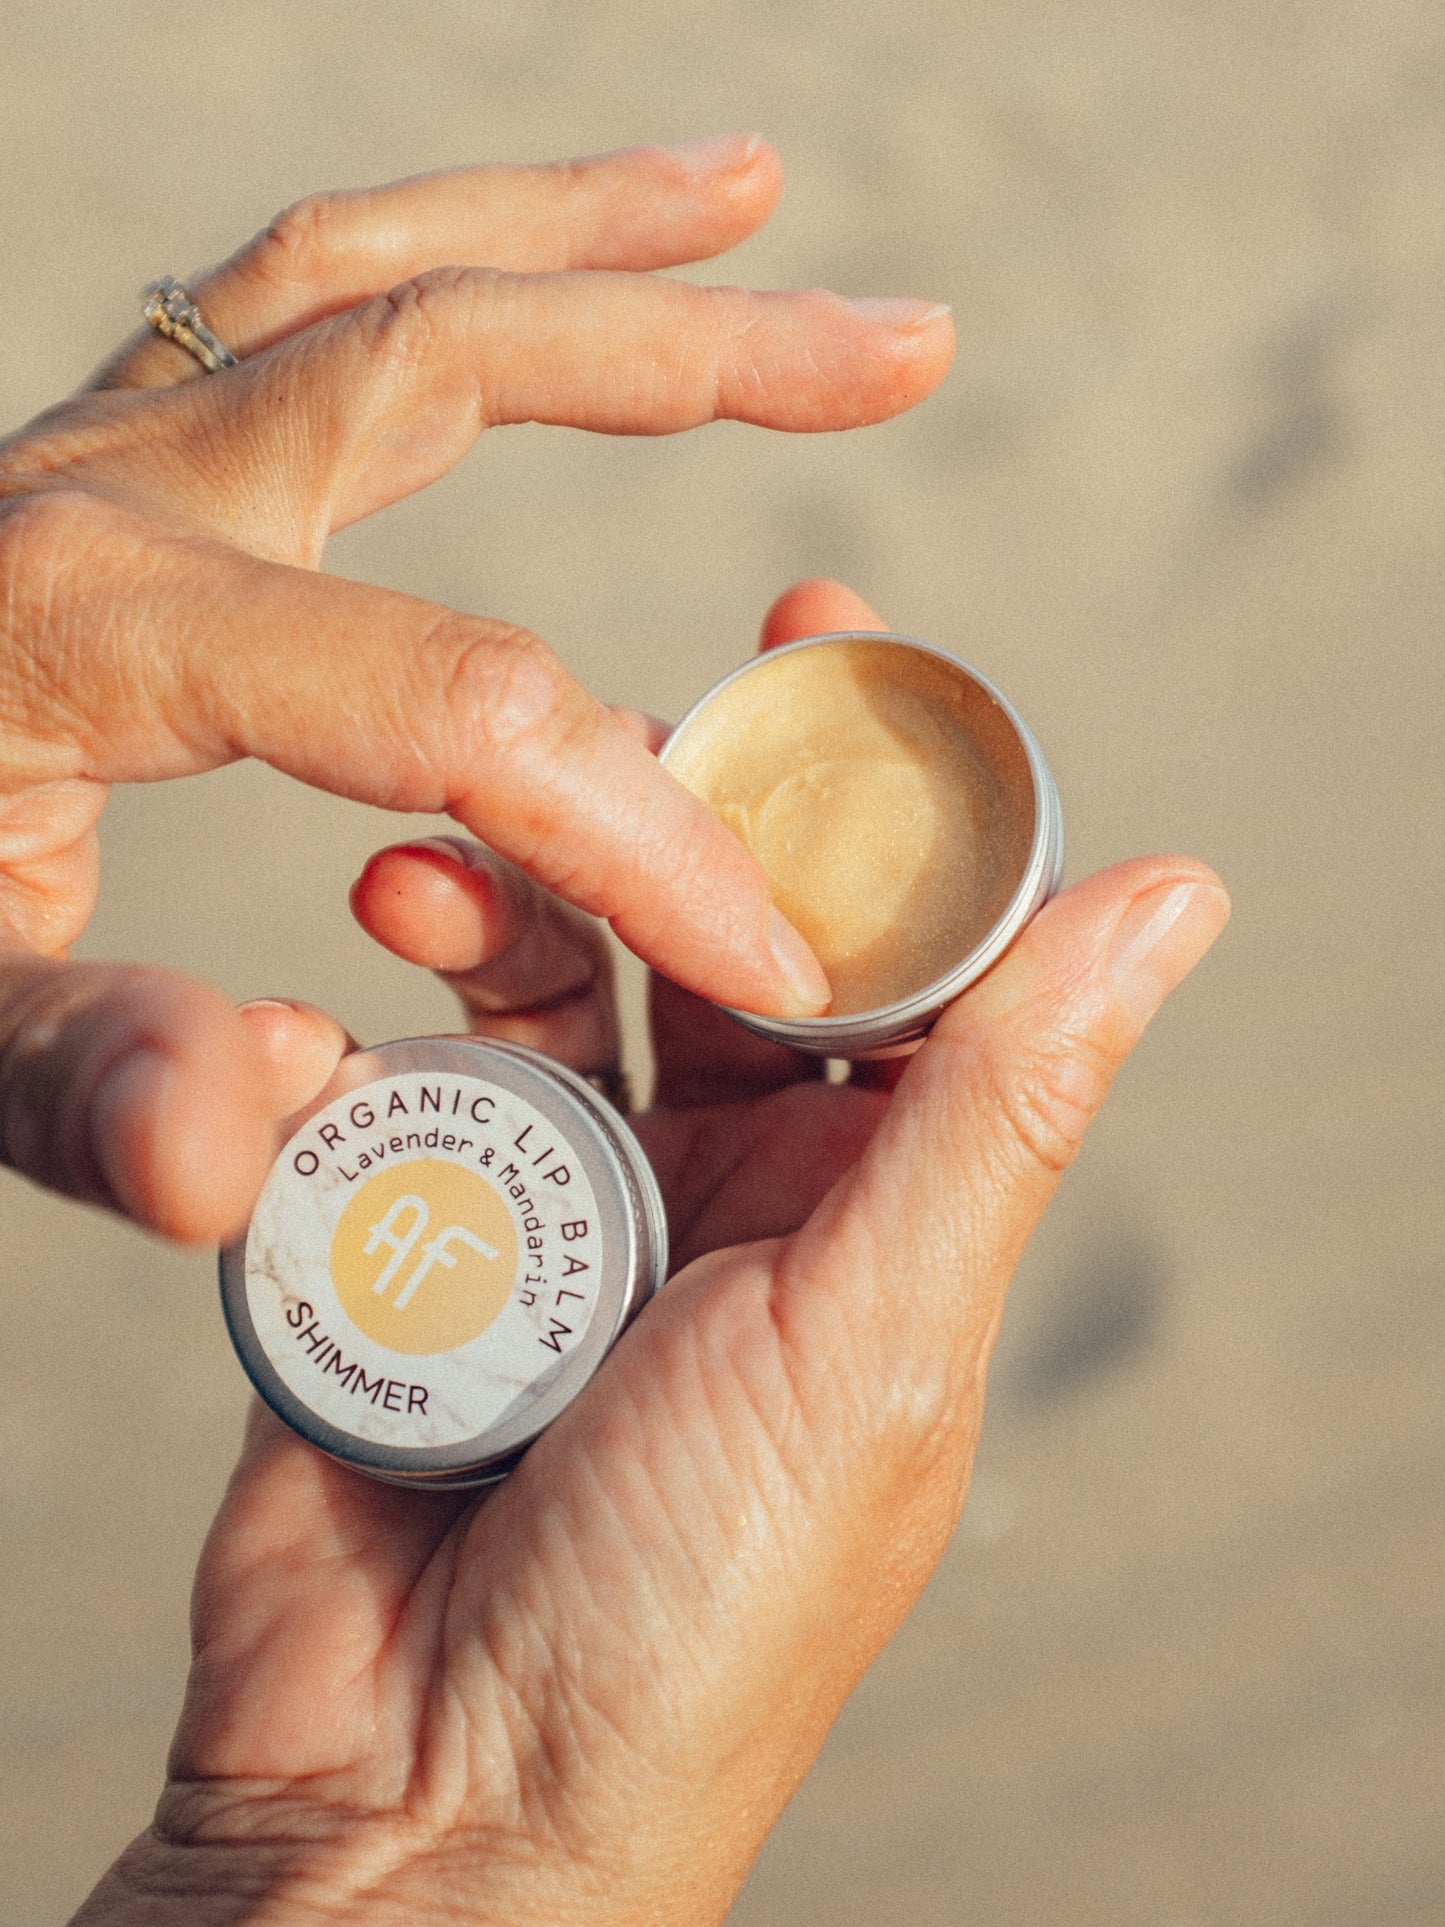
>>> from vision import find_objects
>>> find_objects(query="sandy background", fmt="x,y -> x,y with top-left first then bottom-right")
4,2 -> 1444,1921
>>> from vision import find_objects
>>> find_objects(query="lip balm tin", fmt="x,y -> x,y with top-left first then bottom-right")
220,1036 -> 666,1488
661,631 -> 1064,1057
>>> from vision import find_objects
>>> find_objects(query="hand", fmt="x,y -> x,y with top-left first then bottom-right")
0,137 -> 954,1242
74,582 -> 1229,1927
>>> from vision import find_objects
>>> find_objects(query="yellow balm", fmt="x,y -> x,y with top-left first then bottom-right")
665,636 -> 1041,1017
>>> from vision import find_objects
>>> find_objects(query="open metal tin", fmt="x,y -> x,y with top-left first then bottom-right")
661,632 -> 1064,1057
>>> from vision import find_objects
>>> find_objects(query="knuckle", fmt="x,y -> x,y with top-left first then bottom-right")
0,499 -> 68,779
767,1264 -> 977,1551
0,488 -> 90,587
357,267 -> 493,378
543,153 -> 590,196
978,1022 -> 1115,1177
875,1380 -> 981,1541
436,620 -> 588,769
0,491 -> 103,650
384,263 -> 479,312
855,1343 -> 975,1492
247,191 -> 349,285
0,491 -> 171,788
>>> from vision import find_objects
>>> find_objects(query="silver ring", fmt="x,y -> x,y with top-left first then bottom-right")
142,277 -> 238,373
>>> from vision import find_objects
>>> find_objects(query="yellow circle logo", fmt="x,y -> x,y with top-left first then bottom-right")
330,1160 -> 518,1356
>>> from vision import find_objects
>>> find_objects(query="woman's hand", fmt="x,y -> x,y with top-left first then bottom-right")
74,582 -> 1229,1927
0,137 -> 953,1243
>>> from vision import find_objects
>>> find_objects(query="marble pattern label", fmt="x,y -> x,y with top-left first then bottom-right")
243,1068 -> 604,1450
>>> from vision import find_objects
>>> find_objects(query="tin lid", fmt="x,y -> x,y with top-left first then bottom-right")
220,1037 -> 665,1480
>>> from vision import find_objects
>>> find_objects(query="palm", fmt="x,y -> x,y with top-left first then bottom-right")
117,826 -> 1225,1927
640,1083 -> 886,1272
170,1037 -> 890,1870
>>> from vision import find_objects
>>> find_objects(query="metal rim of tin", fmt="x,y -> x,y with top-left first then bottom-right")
660,631 -> 1065,1058
220,1036 -> 666,1489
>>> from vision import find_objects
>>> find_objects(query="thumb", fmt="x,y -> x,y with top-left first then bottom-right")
784,857 -> 1230,1479
0,949 -> 275,1242
412,856 -> 1228,1921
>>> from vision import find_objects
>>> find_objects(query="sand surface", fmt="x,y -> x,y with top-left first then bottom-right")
3,3 -> 1444,1921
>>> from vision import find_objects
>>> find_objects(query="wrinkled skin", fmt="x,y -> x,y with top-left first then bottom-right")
75,575 -> 1228,1925
0,135 -> 952,1242
0,136 -> 1227,1926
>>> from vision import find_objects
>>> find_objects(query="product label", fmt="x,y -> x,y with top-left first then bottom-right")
243,1068 -> 605,1450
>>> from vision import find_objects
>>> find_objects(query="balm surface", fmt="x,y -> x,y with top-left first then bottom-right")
666,639 -> 1035,1015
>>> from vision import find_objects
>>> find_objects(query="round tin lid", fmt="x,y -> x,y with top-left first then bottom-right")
220,1037 -> 662,1479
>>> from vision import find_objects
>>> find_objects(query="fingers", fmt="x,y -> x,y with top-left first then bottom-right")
235,999 -> 354,1119
9,496 -> 826,1020
759,576 -> 888,649
0,950 -> 276,1242
93,135 -> 783,391
783,857 -> 1230,1462
126,269 -> 952,547
203,561 -> 831,1021
350,838 -> 618,1073
0,778 -> 108,955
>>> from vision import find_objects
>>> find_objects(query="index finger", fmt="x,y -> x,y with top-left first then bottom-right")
18,496 -> 828,1020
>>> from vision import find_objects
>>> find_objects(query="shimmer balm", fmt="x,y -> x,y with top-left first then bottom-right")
662,633 -> 1063,1056
221,1037 -> 665,1487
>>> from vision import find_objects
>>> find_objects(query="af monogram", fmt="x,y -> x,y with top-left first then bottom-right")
331,1160 -> 518,1355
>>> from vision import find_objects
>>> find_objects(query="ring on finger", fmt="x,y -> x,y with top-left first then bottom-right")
142,277 -> 238,373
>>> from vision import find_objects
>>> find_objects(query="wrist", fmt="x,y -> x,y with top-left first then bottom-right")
70,1802 -> 605,1927
73,1819 -> 730,1927
71,1795 -> 418,1927
72,1827 -> 324,1927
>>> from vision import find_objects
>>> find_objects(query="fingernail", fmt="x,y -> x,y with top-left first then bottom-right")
609,704 -> 673,753
662,132 -> 764,174
386,837 -> 507,890
1108,880 -> 1231,1024
91,1047 -> 173,1219
844,296 -> 952,329
397,835 -> 484,869
237,997 -> 298,1014
768,907 -> 831,1017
